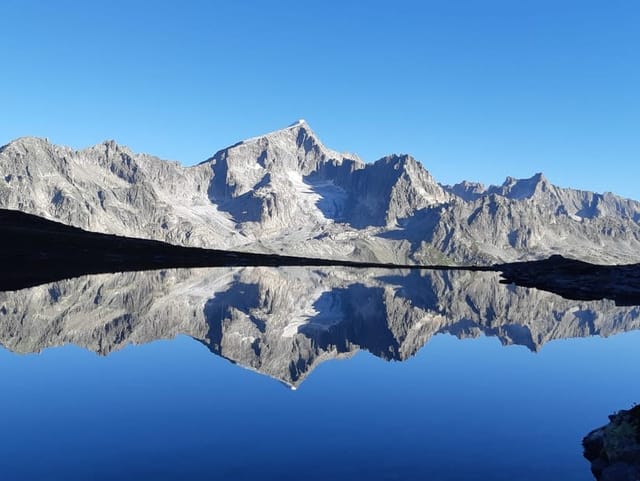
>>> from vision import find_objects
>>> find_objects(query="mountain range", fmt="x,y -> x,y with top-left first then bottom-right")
2,120 -> 639,264
1,267 -> 638,387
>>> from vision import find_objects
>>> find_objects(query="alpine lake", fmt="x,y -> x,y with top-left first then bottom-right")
0,266 -> 638,481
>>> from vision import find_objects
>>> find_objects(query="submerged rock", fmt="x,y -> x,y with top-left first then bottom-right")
583,405 -> 640,480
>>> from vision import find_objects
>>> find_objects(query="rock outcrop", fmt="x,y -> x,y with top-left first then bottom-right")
583,405 -> 640,481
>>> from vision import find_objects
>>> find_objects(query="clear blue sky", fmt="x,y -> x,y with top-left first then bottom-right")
2,0 -> 638,199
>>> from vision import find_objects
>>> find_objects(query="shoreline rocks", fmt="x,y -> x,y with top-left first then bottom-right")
583,405 -> 640,481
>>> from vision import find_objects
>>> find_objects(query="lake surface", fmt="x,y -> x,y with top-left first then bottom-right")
0,267 -> 639,480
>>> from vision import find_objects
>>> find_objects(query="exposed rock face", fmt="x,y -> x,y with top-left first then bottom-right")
0,136 -> 238,248
1,267 -> 639,387
2,121 -> 640,264
583,405 -> 640,481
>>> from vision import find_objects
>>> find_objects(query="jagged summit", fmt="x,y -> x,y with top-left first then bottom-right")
446,173 -> 552,202
2,136 -> 140,163
488,172 -> 550,199
98,139 -> 128,150
500,172 -> 548,187
85,139 -> 139,160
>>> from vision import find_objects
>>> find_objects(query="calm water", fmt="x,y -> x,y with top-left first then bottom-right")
0,267 -> 639,481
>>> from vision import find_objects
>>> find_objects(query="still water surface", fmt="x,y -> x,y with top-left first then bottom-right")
0,267 -> 638,480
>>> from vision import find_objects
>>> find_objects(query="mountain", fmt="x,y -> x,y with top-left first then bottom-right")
1,267 -> 639,387
2,121 -> 639,264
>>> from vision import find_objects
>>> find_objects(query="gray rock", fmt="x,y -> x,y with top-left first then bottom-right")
2,121 -> 640,264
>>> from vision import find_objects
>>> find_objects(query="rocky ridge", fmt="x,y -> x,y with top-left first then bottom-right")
2,121 -> 640,264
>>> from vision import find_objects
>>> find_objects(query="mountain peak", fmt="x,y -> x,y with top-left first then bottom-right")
445,180 -> 487,201
4,136 -> 51,149
77,139 -> 136,160
502,172 -> 547,186
492,172 -> 550,200
243,119 -> 315,143
0,136 -> 65,159
288,118 -> 307,127
206,119 -> 362,169
1,137 -> 138,160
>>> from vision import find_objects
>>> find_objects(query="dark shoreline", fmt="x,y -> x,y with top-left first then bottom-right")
0,208 -> 486,292
1,208 -> 639,306
496,255 -> 640,306
583,405 -> 640,481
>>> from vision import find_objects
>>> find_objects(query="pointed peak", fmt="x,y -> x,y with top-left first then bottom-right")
502,176 -> 516,186
239,119 -> 317,145
288,118 -> 307,128
206,119 -> 363,165
278,119 -> 318,143
531,172 -> 548,183
370,155 -> 446,190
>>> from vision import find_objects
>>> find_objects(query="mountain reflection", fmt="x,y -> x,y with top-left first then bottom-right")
1,267 -> 639,387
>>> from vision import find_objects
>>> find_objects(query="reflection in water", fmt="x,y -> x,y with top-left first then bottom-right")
1,267 -> 639,387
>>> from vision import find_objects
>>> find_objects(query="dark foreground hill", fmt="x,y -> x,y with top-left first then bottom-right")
1,208 -> 639,306
0,208 -> 466,291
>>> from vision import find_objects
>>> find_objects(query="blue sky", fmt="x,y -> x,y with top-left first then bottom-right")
1,0 -> 638,199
